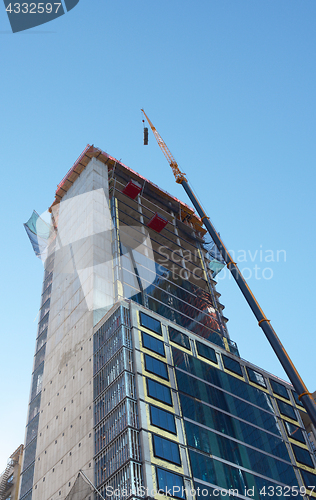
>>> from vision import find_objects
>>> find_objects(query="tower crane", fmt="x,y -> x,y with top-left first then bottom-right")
141,108 -> 316,428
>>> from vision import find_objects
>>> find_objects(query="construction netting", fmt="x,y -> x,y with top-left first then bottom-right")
64,472 -> 102,500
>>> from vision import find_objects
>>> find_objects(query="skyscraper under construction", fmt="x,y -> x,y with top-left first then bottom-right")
19,146 -> 316,500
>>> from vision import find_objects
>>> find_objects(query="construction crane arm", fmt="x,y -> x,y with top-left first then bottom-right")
141,108 -> 316,428
141,109 -> 187,184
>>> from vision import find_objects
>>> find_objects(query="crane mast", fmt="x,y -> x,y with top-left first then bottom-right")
141,108 -> 316,428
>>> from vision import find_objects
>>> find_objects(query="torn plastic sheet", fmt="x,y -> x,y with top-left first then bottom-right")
24,211 -> 53,261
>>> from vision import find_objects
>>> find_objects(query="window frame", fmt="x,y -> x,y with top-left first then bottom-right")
156,467 -> 185,499
149,404 -> 177,435
144,353 -> 169,381
146,377 -> 173,406
152,435 -> 181,466
196,340 -> 217,364
222,354 -> 243,377
284,421 -> 306,444
246,367 -> 267,388
139,312 -> 162,335
269,379 -> 290,400
141,331 -> 165,357
169,326 -> 191,350
291,443 -> 315,468
277,399 -> 297,421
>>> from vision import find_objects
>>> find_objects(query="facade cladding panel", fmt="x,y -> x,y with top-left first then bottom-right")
20,149 -> 316,500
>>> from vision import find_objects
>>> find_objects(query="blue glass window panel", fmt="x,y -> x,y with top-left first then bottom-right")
169,326 -> 190,349
185,420 -> 294,484
145,354 -> 169,380
28,392 -> 41,421
156,467 -> 185,499
30,362 -> 44,401
19,463 -> 35,499
147,378 -> 172,406
35,327 -> 47,353
196,341 -> 217,364
277,400 -> 297,420
300,468 -> 316,489
270,379 -> 290,400
222,354 -> 243,376
33,344 -> 46,371
173,348 -> 274,415
176,370 -> 279,435
246,367 -> 267,388
140,312 -> 162,335
22,439 -> 37,471
25,414 -> 39,446
179,394 -> 288,460
292,443 -> 314,468
142,332 -> 165,357
150,404 -> 176,434
284,421 -> 305,444
153,434 -> 181,465
189,449 -> 298,495
292,390 -> 304,407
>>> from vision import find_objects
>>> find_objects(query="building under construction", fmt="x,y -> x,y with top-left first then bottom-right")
19,145 -> 316,500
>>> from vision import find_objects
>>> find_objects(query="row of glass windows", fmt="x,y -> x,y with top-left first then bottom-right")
138,311 -> 315,494
189,449 -> 299,499
185,420 -> 295,485
176,369 -> 283,435
132,290 -> 225,348
140,315 -> 300,421
173,348 -> 274,414
180,393 -> 288,460
165,320 -> 302,410
178,367 -> 308,448
140,325 -> 305,449
140,315 -> 220,369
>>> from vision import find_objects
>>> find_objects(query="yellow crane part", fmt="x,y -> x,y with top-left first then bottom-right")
141,109 -> 187,184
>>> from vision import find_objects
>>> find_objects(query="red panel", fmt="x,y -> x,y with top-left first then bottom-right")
147,213 -> 168,233
122,180 -> 142,199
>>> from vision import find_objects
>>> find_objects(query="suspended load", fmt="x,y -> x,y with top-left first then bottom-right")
143,127 -> 148,145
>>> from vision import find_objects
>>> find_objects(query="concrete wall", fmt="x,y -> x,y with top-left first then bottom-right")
33,158 -> 111,499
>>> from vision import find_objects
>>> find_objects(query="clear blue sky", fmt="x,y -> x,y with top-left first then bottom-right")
1,0 -> 316,472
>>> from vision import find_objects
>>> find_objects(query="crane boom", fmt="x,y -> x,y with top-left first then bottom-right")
141,108 -> 316,428
141,109 -> 187,184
